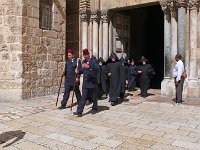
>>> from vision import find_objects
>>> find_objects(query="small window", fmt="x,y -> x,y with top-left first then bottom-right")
39,0 -> 52,30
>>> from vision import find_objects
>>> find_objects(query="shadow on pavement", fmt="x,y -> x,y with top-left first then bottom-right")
0,130 -> 25,147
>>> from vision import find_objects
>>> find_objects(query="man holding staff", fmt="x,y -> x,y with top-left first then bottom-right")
58,48 -> 81,109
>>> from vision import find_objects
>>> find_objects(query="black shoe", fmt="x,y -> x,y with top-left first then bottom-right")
91,110 -> 97,115
58,106 -> 66,109
111,102 -> 115,106
86,101 -> 92,105
73,112 -> 82,117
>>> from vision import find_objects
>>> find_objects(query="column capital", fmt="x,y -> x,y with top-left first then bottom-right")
80,8 -> 90,22
101,10 -> 110,23
189,0 -> 199,10
91,10 -> 100,22
177,0 -> 188,8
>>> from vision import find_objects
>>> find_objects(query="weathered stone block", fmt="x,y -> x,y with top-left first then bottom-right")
43,78 -> 52,87
4,16 -> 17,25
0,61 -> 9,72
11,61 -> 22,71
2,53 -> 10,60
26,27 -> 33,36
53,55 -> 63,62
22,36 -> 31,44
30,18 -> 39,28
32,7 -> 39,18
44,62 -> 51,69
32,36 -> 40,45
22,17 -> 30,27
33,28 -> 42,37
10,44 -> 22,51
0,72 -> 15,80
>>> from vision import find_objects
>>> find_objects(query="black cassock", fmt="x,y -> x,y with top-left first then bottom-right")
128,65 -> 138,91
107,61 -> 121,102
119,57 -> 129,98
97,63 -> 109,98
138,64 -> 155,97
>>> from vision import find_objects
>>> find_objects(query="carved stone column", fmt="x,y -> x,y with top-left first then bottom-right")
91,10 -> 100,58
189,0 -> 198,79
178,0 -> 187,60
109,14 -> 113,56
160,0 -> 173,96
101,10 -> 109,60
99,19 -> 103,58
170,3 -> 178,76
187,0 -> 199,97
160,0 -> 171,78
80,8 -> 89,50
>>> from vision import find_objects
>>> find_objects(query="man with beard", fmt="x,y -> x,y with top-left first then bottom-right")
138,56 -> 155,98
58,49 -> 81,109
73,49 -> 99,117
107,51 -> 121,106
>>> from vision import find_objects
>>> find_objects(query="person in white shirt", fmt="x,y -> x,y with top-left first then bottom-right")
173,54 -> 184,104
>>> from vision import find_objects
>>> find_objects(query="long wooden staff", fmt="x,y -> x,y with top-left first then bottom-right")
56,74 -> 64,106
70,58 -> 80,111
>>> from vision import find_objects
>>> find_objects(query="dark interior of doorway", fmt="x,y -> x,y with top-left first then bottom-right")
119,5 -> 164,89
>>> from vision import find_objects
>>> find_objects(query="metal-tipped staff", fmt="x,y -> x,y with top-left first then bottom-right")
70,58 -> 80,111
56,74 -> 64,106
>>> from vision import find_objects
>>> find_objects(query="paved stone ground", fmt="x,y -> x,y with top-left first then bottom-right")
1,89 -> 200,150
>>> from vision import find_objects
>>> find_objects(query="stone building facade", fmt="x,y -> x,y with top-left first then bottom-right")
78,0 -> 200,98
1,0 -> 200,100
0,0 -> 66,100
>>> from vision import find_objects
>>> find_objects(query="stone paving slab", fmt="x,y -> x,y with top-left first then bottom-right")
1,89 -> 200,149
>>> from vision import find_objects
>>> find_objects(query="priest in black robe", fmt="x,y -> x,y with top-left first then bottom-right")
138,56 -> 155,98
128,59 -> 138,91
107,52 -> 121,106
97,57 -> 109,99
119,53 -> 129,99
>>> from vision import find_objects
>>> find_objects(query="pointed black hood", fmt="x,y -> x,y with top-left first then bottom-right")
109,51 -> 118,59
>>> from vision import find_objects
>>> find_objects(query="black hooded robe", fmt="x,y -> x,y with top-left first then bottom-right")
107,52 -> 121,103
97,63 -> 109,98
138,64 -> 154,97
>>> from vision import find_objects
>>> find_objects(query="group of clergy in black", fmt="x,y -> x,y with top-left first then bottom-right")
58,48 -> 155,117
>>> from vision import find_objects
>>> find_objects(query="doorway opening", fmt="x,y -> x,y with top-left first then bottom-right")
112,4 -> 164,89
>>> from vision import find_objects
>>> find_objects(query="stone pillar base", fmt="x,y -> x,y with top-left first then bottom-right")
187,79 -> 200,98
0,89 -> 22,101
161,78 -> 200,98
161,78 -> 175,97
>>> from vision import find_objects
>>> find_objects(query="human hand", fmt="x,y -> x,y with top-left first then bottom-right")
75,68 -> 79,73
75,78 -> 79,82
82,63 -> 89,68
108,73 -> 111,76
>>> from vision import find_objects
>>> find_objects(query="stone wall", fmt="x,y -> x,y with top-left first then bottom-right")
0,0 -> 23,100
0,0 -> 66,100
21,0 -> 66,99
197,14 -> 200,78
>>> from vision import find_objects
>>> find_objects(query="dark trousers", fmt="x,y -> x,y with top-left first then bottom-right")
77,87 -> 98,114
61,85 -> 81,106
128,76 -> 136,91
175,77 -> 184,103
